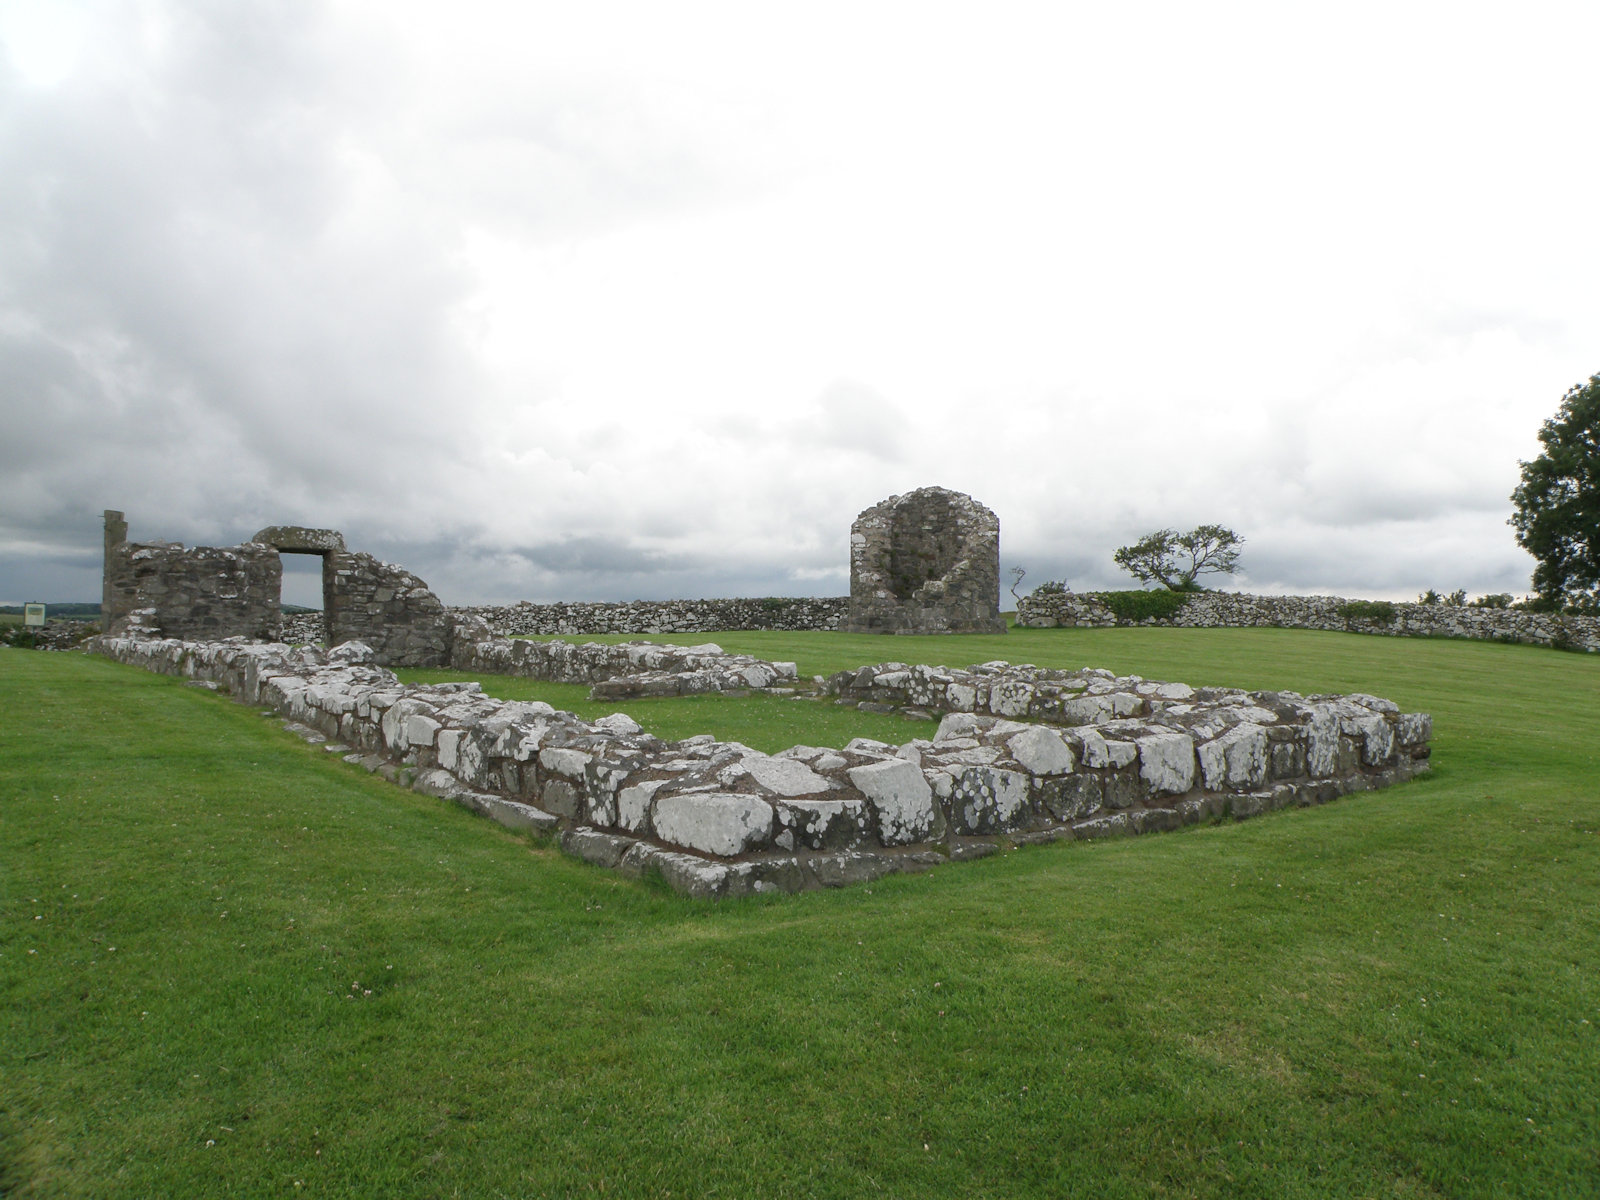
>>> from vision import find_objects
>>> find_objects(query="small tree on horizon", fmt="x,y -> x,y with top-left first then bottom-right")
1113,525 -> 1243,591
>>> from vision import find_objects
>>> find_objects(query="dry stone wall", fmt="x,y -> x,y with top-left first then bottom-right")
87,631 -> 1431,899
1017,589 -> 1600,652
278,599 -> 848,645
456,597 -> 849,636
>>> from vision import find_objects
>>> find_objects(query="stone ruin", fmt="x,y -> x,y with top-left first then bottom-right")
86,500 -> 1437,898
87,632 -> 1433,898
841,486 -> 1005,635
102,511 -> 453,667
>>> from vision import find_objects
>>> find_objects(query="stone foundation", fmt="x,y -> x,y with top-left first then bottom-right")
88,632 -> 1432,899
448,616 -> 800,698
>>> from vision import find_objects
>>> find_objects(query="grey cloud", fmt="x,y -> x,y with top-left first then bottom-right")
0,0 -> 492,568
429,88 -> 733,240
791,380 -> 911,463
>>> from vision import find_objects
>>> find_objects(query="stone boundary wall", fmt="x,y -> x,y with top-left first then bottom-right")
278,599 -> 848,645
456,598 -> 849,636
1016,590 -> 1600,652
87,633 -> 1431,899
281,613 -> 325,643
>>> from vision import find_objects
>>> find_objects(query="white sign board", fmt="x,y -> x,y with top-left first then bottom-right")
23,603 -> 46,627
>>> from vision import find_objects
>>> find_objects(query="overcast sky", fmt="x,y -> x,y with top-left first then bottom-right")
3,0 -> 1597,609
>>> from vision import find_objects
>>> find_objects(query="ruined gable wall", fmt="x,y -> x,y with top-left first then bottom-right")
325,550 -> 453,667
104,540 -> 282,641
843,487 -> 1006,634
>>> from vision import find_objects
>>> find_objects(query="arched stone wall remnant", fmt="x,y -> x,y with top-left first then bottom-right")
842,486 -> 1006,635
101,511 -> 453,666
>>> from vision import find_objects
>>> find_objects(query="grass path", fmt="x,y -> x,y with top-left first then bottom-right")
3,630 -> 1599,1197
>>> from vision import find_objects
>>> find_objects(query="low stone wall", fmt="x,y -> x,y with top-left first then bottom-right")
1017,590 -> 1600,652
448,618 -> 800,699
1,620 -> 97,651
87,633 -> 1431,898
454,598 -> 848,636
829,660 -> 1239,726
1013,593 -> 1120,628
281,613 -> 325,644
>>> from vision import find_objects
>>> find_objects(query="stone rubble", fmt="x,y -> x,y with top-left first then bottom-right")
87,631 -> 1432,899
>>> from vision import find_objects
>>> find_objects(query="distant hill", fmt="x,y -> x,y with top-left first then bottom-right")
2,603 -> 320,618
0,603 -> 102,620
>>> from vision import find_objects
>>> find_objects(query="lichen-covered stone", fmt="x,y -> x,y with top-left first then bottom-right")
651,792 -> 774,857
252,526 -> 346,554
848,758 -> 940,845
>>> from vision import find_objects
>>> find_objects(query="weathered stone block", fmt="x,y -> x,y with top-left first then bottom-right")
1038,773 -> 1102,821
848,757 -> 940,845
1007,725 -> 1076,775
1137,732 -> 1196,795
651,792 -> 774,857
252,526 -> 346,554
948,766 -> 1031,834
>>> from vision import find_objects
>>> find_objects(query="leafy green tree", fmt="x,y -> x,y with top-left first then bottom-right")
1112,524 -> 1242,591
1510,374 -> 1600,608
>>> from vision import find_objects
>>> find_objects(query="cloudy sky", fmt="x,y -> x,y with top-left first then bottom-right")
2,0 -> 1597,609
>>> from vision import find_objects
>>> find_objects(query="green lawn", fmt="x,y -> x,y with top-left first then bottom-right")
3,630 -> 1599,1198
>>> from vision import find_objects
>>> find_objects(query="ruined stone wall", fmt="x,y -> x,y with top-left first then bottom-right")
102,510 -> 130,625
842,487 -> 1005,634
101,515 -> 282,642
89,632 -> 1431,899
446,619 -> 800,699
325,550 -> 453,668
1016,589 -> 1600,652
102,512 -> 454,665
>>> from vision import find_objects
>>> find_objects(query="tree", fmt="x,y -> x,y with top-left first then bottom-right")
1510,374 -> 1600,609
1113,524 -> 1243,590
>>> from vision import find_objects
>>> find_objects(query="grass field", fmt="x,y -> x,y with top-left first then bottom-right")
4,629 -> 1600,1197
